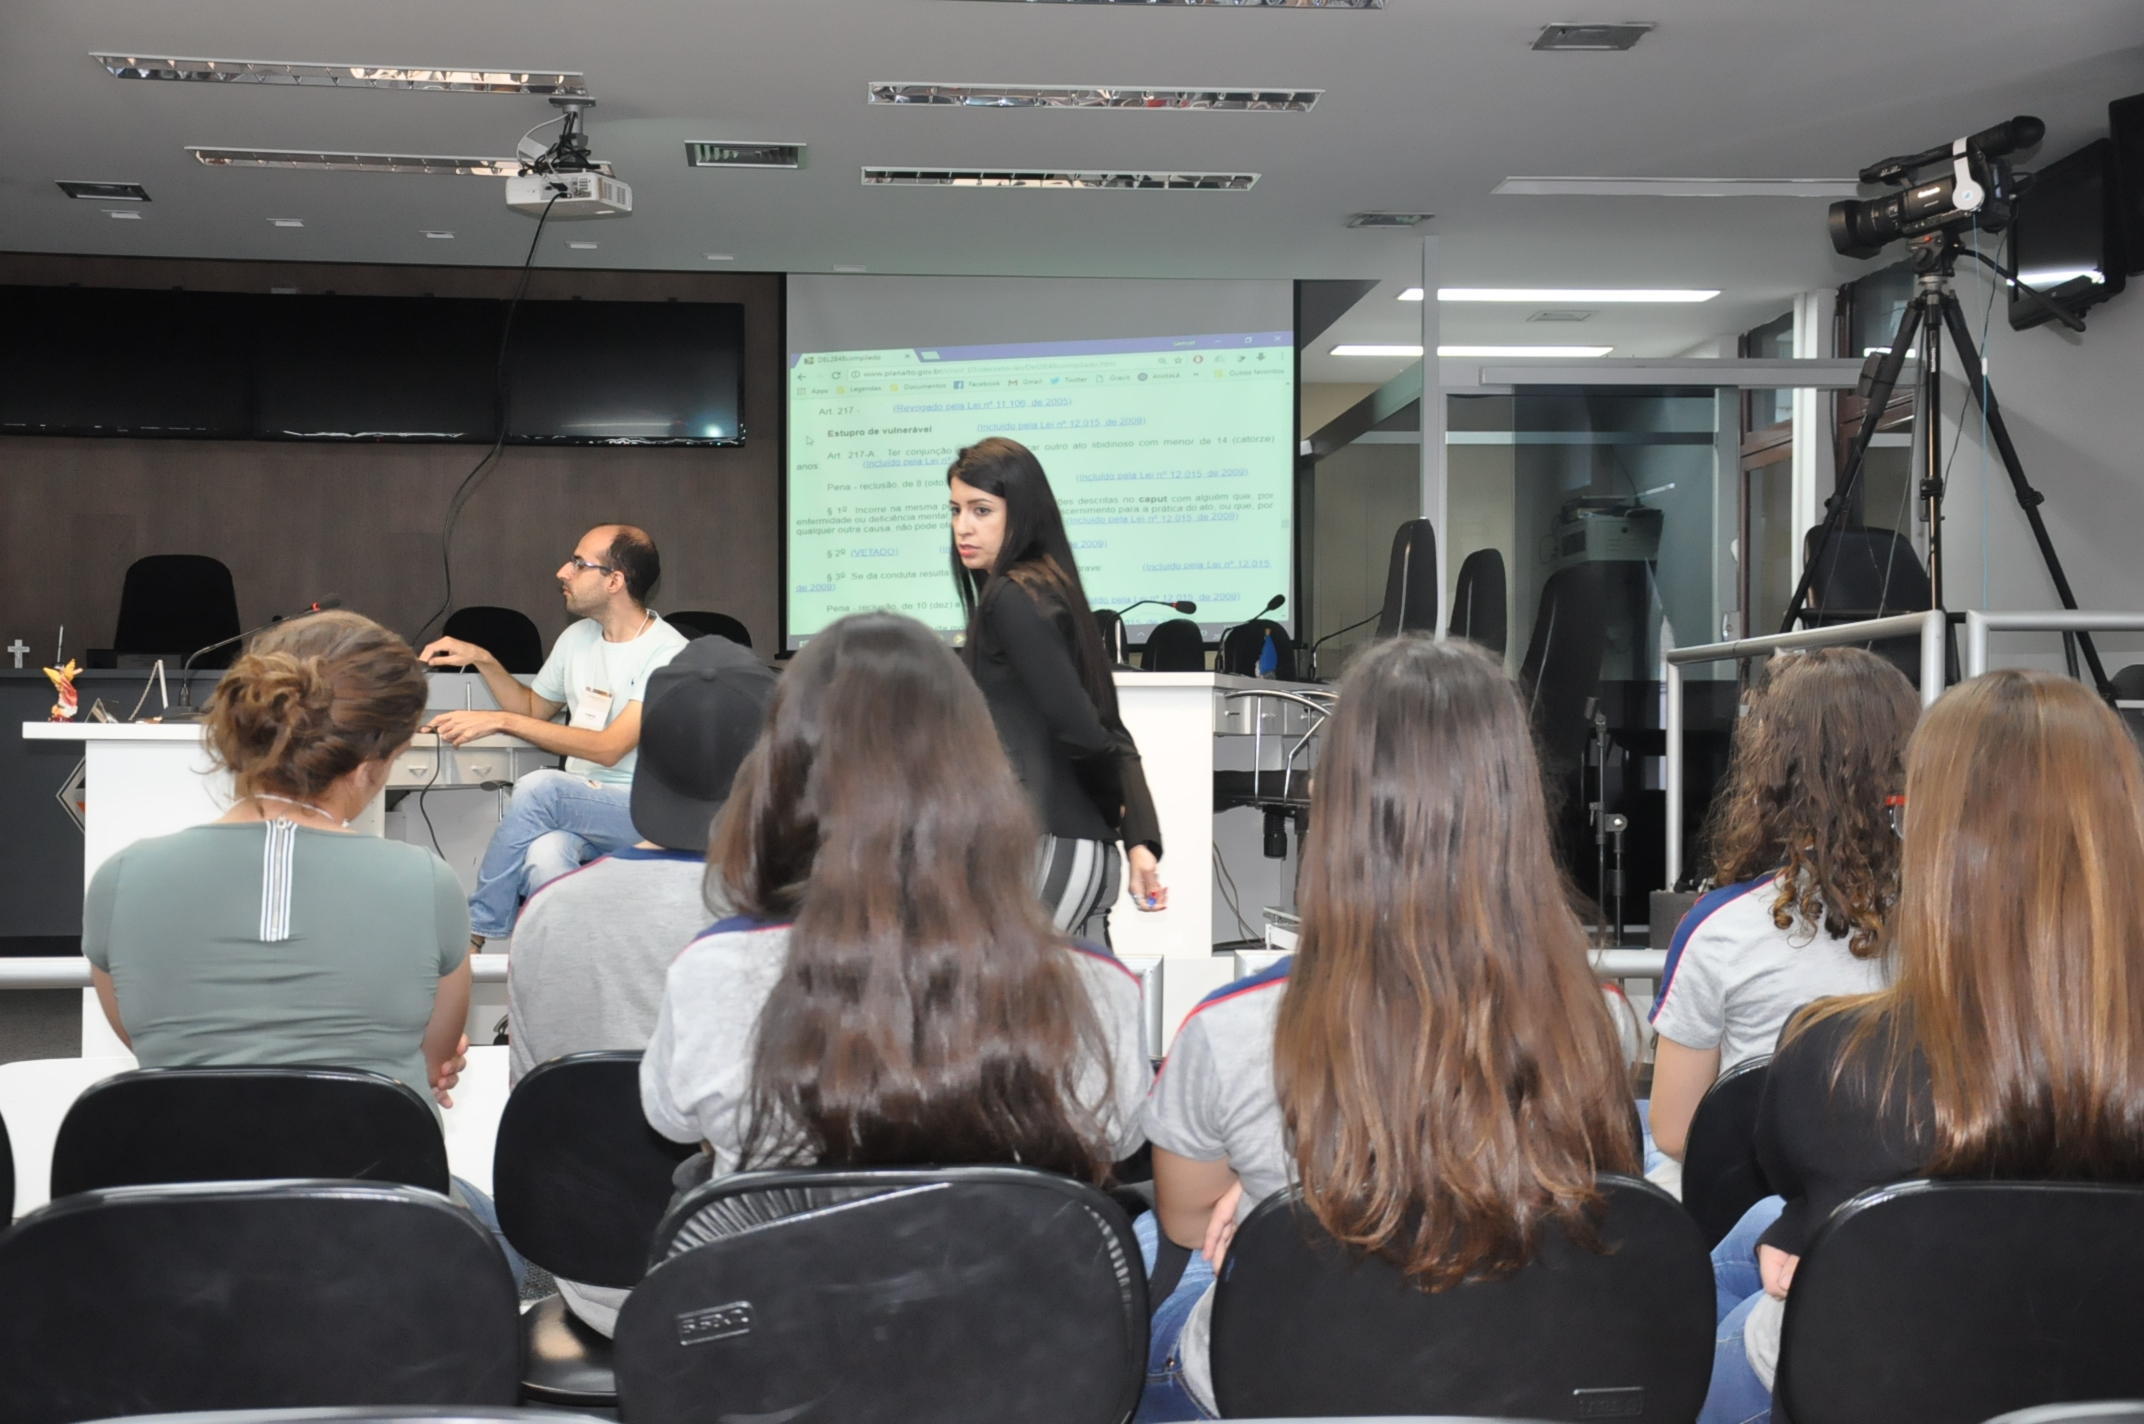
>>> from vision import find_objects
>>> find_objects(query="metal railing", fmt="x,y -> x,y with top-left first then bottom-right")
1665,611 -> 1947,889
1963,610 -> 2144,679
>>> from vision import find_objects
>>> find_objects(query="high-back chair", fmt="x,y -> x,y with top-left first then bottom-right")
612,1165 -> 1146,1424
1219,619 -> 1298,680
1375,518 -> 1440,637
1140,618 -> 1206,672
112,555 -> 243,667
492,1052 -> 700,1407
1679,1055 -> 1773,1247
1982,1407 -> 2144,1424
665,611 -> 753,649
0,1181 -> 520,1424
72,1412 -> 612,1424
439,606 -> 545,675
1448,548 -> 1509,657
49,1067 -> 449,1199
0,1104 -> 13,1224
1208,1175 -> 1714,1421
1777,1180 -> 2144,1424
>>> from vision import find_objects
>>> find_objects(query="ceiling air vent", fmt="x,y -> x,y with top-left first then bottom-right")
1532,23 -> 1655,51
868,84 -> 1318,112
57,180 -> 150,201
1345,211 -> 1431,228
864,168 -> 1256,189
686,142 -> 805,170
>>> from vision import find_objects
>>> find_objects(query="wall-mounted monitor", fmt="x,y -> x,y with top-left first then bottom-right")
2008,138 -> 2128,331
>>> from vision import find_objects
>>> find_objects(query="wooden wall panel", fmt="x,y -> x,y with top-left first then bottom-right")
0,253 -> 782,656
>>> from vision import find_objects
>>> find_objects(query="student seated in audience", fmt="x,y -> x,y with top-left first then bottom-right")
1140,637 -> 1640,1422
1647,647 -> 1917,1164
505,633 -> 774,1334
638,609 -> 1149,1206
1702,669 -> 2144,1424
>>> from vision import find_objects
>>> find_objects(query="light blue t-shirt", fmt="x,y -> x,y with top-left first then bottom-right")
530,615 -> 689,783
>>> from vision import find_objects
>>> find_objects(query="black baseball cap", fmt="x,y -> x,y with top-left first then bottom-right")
630,634 -> 778,852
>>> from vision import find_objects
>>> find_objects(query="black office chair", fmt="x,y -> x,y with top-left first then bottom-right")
0,1106 -> 13,1225
1679,1054 -> 1773,1248
493,1052 -> 700,1408
1982,1407 -> 2144,1424
1208,1175 -> 1713,1421
110,555 -> 243,668
0,1180 -> 521,1424
612,1165 -> 1146,1424
1777,1180 -> 2144,1424
49,1067 -> 450,1199
73,1412 -> 613,1424
1094,609 -> 1131,666
440,606 -> 545,675
1448,548 -> 1509,657
1141,618 -> 1206,672
1219,619 -> 1298,679
1799,526 -> 1946,688
2110,666 -> 2144,701
1518,562 -> 1610,781
665,611 -> 753,649
1375,518 -> 1440,637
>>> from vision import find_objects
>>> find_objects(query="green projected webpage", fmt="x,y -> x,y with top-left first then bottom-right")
786,330 -> 1293,646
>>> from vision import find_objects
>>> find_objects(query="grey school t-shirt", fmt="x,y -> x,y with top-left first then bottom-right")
529,616 -> 690,784
83,822 -> 468,1096
506,846 -> 718,1086
641,920 -> 1153,1169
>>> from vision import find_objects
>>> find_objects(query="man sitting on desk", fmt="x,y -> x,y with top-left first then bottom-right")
419,524 -> 689,945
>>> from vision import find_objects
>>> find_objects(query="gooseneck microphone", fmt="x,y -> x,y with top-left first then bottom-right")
1114,598 -> 1198,621
166,596 -> 346,720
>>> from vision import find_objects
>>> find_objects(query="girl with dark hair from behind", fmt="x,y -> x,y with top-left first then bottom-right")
948,436 -> 1166,943
1137,637 -> 1639,1421
1647,647 -> 1919,1164
1700,670 -> 2144,1423
638,610 -> 1149,1195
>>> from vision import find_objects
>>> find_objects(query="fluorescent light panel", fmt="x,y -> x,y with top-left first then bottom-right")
868,83 -> 1318,111
1400,287 -> 1718,302
1331,344 -> 1613,357
864,167 -> 1256,189
1496,175 -> 1859,198
190,148 -> 519,175
95,53 -> 586,96
955,0 -> 1380,7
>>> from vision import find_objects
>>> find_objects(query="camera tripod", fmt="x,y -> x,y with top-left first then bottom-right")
1781,230 -> 2109,695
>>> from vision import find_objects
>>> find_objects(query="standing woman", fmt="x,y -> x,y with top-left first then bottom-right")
949,437 -> 1165,942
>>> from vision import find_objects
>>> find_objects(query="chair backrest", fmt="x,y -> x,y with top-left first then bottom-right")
1093,609 -> 1129,665
1799,525 -> 1945,687
1517,562 -> 1610,778
1375,518 -> 1440,637
1218,619 -> 1298,680
1447,548 -> 1509,657
114,555 -> 242,663
0,1180 -> 521,1424
1779,1180 -> 2144,1424
440,605 -> 546,675
1209,1175 -> 1713,1421
2112,666 -> 2144,703
0,1105 -> 12,1225
50,1067 -> 450,1199
1983,1406 -> 2144,1424
1680,1054 -> 1773,1247
613,1165 -> 1146,1424
72,1411 -> 615,1423
493,1051 -> 699,1287
665,610 -> 753,649
1141,618 -> 1206,672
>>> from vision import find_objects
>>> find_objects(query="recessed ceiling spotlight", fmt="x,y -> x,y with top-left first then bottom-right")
267,218 -> 305,228
1495,175 -> 1858,198
192,148 -> 520,176
57,180 -> 150,202
422,230 -> 455,239
867,84 -> 1320,112
705,253 -> 735,261
1346,212 -> 1431,228
567,241 -> 598,249
94,53 -> 587,95
865,168 -> 1257,189
107,210 -> 143,220
1421,287 -> 1719,302
1531,23 -> 1654,51
686,142 -> 805,169
1329,343 -> 1615,357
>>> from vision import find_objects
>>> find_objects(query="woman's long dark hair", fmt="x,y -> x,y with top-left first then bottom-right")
1273,637 -> 1638,1288
948,437 -> 1120,719
710,610 -> 1118,1180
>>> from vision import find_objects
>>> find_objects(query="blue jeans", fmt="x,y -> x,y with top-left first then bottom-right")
451,1173 -> 531,1292
1134,1211 -> 1219,1423
1699,1195 -> 1785,1424
467,769 -> 640,938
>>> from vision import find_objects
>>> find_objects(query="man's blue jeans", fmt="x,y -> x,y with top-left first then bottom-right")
467,768 -> 640,938
1133,1210 -> 1219,1422
1700,1195 -> 1786,1424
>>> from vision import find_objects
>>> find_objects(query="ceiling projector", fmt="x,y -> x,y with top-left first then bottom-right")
508,96 -> 631,219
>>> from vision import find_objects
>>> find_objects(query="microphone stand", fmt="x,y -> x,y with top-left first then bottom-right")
1304,610 -> 1381,683
1218,596 -> 1288,677
165,599 -> 342,720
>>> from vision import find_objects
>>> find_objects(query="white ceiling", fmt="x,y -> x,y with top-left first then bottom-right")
7,0 -> 2142,383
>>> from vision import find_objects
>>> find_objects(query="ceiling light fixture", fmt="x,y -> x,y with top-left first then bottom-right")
567,241 -> 598,249
833,265 -> 867,273
1330,343 -> 1615,357
686,142 -> 805,169
1532,23 -> 1655,51
864,167 -> 1256,189
867,84 -> 1319,112
1417,287 -> 1719,302
268,218 -> 304,228
107,210 -> 143,220
422,230 -> 455,239
1347,211 -> 1431,228
191,147 -> 519,175
955,0 -> 1380,7
1495,176 -> 1859,198
705,253 -> 735,261
95,53 -> 587,96
57,180 -> 150,202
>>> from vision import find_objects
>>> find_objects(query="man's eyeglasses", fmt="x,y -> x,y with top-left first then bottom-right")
566,555 -> 618,576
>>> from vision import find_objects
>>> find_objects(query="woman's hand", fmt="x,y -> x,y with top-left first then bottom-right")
432,1032 -> 469,1108
1127,844 -> 1168,911
1758,1243 -> 1799,1299
1202,1180 -> 1245,1267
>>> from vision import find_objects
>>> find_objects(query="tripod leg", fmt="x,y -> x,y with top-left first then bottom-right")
1935,292 -> 2111,695
1778,300 -> 1926,633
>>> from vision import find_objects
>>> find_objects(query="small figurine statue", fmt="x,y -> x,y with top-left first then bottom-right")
44,659 -> 79,721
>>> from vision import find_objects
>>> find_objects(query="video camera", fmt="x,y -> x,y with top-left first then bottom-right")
1828,115 -> 2044,259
